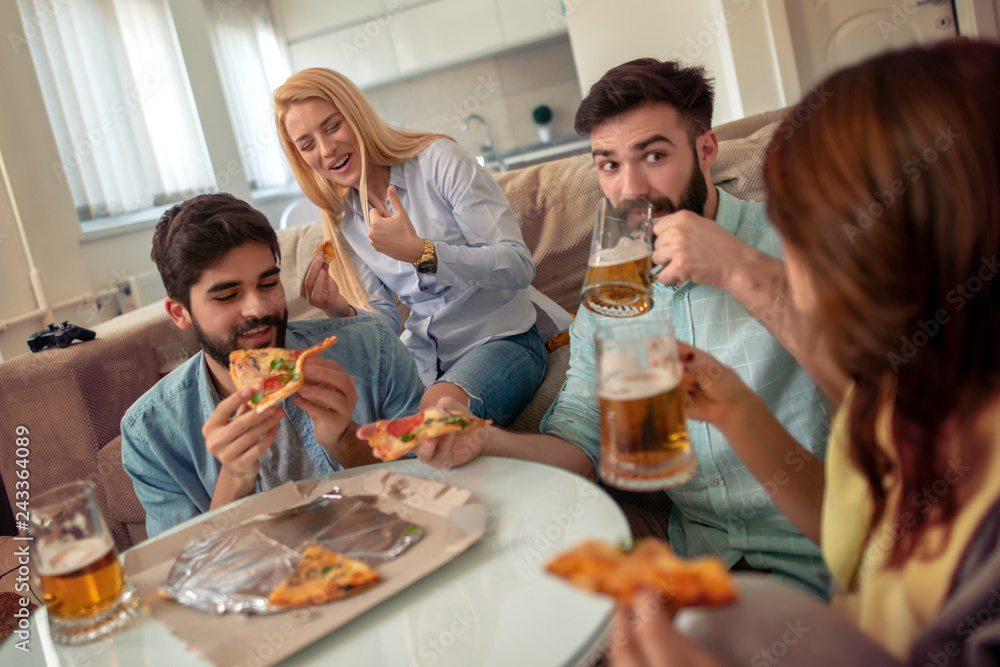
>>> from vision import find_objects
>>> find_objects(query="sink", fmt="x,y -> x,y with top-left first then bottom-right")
476,136 -> 591,172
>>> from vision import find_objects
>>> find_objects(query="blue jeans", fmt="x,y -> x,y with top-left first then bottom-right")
436,325 -> 547,427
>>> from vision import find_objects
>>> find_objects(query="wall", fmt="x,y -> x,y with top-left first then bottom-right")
0,0 -> 269,362
363,36 -> 583,155
564,0 -> 798,128
0,0 -> 104,362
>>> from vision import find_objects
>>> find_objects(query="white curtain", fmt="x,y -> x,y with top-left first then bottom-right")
16,0 -> 216,221
204,0 -> 293,192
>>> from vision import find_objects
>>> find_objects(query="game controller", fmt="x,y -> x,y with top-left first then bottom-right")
27,321 -> 97,353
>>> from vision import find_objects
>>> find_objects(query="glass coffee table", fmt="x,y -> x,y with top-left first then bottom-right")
1,457 -> 629,666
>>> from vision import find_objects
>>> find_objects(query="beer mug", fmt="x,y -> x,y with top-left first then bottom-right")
581,197 -> 656,318
28,480 -> 140,645
595,319 -> 698,490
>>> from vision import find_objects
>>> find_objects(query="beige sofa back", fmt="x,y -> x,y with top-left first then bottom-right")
0,106 -> 788,551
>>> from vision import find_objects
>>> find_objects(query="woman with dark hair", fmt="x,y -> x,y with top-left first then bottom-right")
610,39 -> 1000,666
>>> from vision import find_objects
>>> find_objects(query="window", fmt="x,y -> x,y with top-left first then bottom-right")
205,0 -> 293,194
17,0 -> 217,224
16,0 -> 294,229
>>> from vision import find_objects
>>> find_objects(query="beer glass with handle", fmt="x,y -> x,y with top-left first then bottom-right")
581,196 -> 656,318
28,480 -> 141,645
595,319 -> 698,490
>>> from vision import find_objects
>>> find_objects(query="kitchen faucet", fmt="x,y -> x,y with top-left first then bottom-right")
461,114 -> 496,156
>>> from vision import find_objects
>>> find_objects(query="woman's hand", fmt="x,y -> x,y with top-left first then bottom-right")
368,185 -> 425,263
609,590 -> 724,667
677,342 -> 756,430
300,251 -> 353,317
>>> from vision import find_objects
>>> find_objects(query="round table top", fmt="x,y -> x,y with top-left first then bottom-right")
3,457 -> 630,667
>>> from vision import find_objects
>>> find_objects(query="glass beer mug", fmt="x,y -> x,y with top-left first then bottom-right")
28,480 -> 141,645
580,197 -> 656,318
595,319 -> 698,490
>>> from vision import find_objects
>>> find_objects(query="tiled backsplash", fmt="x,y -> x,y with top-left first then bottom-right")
363,36 -> 584,157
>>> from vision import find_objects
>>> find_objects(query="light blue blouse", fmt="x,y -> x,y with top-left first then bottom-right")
340,139 -> 537,386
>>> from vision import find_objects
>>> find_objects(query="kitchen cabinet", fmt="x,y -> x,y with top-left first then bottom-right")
391,0 -> 504,74
289,22 -> 399,89
497,0 -> 565,46
277,0 -> 567,87
277,0 -> 392,42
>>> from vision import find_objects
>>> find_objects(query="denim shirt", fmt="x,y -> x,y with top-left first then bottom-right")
340,139 -> 537,385
122,316 -> 423,538
541,188 -> 832,598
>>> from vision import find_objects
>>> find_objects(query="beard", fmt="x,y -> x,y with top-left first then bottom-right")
649,151 -> 709,217
191,309 -> 289,369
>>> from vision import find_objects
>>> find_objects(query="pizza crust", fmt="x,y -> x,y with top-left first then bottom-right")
228,336 -> 337,413
545,538 -> 738,609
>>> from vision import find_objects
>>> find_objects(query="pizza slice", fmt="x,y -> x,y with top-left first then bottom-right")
268,544 -> 380,607
228,336 -> 337,413
314,240 -> 336,263
367,408 -> 492,461
545,538 -> 737,609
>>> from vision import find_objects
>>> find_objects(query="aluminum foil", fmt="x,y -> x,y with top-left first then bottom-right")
159,490 -> 422,614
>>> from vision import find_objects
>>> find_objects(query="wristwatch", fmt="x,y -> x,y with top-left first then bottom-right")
413,238 -> 437,274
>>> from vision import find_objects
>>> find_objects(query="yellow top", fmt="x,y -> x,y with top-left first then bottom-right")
822,386 -> 997,659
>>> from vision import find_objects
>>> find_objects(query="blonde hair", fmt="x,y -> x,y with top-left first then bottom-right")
274,68 -> 451,309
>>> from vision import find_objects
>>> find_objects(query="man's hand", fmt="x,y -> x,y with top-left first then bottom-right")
368,185 -> 424,263
293,357 -> 358,448
203,389 -> 284,481
609,590 -> 723,667
300,251 -> 353,317
356,398 -> 488,469
652,211 -> 752,289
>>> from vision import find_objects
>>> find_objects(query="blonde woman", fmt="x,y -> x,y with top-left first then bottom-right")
274,68 -> 545,427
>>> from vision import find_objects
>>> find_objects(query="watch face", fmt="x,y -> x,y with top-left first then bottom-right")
416,260 -> 437,274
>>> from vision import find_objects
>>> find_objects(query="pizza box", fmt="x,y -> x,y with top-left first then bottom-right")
122,469 -> 488,667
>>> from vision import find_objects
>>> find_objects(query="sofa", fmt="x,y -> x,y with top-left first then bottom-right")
0,106 -> 789,552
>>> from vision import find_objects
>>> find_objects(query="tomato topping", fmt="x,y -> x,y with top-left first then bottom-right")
262,375 -> 285,393
387,412 -> 424,437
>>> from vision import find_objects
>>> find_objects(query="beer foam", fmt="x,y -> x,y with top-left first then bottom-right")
38,536 -> 113,576
589,236 -> 650,267
600,368 -> 679,400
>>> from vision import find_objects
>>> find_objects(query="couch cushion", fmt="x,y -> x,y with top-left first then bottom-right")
495,155 -> 603,315
711,119 -> 784,203
0,332 -> 162,533
97,435 -> 147,551
275,221 -> 329,321
508,344 -> 570,433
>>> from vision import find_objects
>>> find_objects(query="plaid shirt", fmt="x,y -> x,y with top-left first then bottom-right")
541,188 -> 832,599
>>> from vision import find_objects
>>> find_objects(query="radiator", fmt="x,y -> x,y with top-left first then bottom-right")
118,270 -> 167,312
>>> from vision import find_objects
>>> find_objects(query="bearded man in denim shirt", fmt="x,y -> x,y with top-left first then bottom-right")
122,193 -> 423,537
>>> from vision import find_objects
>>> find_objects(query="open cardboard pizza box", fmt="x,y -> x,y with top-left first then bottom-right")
122,469 -> 488,666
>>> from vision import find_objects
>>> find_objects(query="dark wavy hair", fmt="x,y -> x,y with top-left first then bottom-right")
151,193 -> 281,310
574,58 -> 714,144
764,39 -> 1000,566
